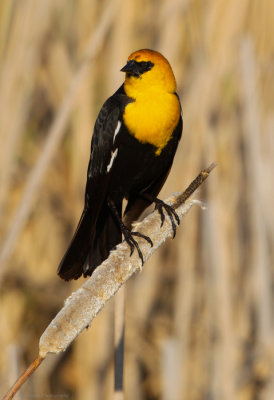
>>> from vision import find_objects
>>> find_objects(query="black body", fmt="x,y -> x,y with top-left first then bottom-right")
58,85 -> 182,280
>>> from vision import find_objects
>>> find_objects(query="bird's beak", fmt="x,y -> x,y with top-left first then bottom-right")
120,60 -> 141,77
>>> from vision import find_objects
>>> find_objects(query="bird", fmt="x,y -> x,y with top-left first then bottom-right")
57,49 -> 183,280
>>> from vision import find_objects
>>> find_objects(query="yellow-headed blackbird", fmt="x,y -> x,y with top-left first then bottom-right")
58,49 -> 183,280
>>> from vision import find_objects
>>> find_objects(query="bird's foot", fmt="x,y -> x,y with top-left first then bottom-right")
154,199 -> 180,238
121,224 -> 153,265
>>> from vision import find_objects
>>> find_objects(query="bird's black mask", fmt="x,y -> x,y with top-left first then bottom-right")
121,60 -> 154,78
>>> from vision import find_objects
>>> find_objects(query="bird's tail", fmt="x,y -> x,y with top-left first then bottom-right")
57,202 -> 122,280
89,201 -> 122,270
57,207 -> 95,280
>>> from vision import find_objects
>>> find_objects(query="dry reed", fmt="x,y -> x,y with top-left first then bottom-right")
0,0 -> 273,399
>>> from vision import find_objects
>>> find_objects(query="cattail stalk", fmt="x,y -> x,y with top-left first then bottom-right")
2,163 -> 216,400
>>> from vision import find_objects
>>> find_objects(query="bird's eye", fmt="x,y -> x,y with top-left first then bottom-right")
137,61 -> 154,73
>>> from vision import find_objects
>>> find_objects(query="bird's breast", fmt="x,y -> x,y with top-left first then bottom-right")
123,92 -> 180,155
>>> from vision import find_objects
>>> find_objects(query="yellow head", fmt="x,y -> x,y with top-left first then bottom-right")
121,49 -> 177,98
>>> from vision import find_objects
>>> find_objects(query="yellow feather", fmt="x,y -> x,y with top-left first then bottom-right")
123,91 -> 180,155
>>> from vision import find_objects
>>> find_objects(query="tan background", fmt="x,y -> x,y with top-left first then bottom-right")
0,0 -> 273,399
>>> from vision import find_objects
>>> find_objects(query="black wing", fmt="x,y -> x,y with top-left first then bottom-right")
57,87 -> 128,280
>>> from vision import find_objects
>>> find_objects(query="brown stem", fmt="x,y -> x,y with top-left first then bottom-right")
2,355 -> 44,400
173,162 -> 217,208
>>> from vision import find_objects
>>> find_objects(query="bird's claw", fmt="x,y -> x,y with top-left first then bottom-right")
122,225 -> 153,265
154,199 -> 180,238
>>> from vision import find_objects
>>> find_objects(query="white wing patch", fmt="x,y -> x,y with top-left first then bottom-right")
113,120 -> 121,144
107,148 -> 118,173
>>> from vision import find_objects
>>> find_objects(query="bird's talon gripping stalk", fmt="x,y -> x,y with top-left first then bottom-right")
121,225 -> 153,264
131,231 -> 153,247
154,199 -> 180,238
108,198 -> 153,265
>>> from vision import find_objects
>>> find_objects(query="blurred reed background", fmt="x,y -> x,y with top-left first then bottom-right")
0,0 -> 273,399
